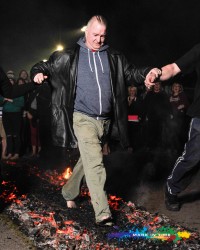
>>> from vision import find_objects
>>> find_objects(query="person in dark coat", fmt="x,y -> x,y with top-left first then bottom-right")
159,43 -> 200,211
31,15 -> 161,226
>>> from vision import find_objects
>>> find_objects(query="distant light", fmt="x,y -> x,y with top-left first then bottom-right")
56,45 -> 64,51
81,26 -> 87,32
43,59 -> 47,62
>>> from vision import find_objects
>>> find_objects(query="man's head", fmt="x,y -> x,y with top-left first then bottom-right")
85,15 -> 107,51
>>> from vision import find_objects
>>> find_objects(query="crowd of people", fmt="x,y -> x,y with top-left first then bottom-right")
0,73 -> 191,161
0,69 -> 52,161
1,14 -> 200,226
127,81 -> 190,153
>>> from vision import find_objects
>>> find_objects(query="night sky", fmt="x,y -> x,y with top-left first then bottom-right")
1,0 -> 200,79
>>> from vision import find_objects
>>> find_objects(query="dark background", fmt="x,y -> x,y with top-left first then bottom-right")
0,0 -> 200,90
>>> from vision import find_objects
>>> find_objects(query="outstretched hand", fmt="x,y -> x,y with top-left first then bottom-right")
33,73 -> 48,84
4,98 -> 13,102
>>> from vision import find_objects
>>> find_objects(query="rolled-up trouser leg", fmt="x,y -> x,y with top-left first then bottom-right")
72,112 -> 111,222
62,157 -> 85,200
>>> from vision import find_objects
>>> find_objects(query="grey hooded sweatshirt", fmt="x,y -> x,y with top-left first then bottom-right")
74,37 -> 112,119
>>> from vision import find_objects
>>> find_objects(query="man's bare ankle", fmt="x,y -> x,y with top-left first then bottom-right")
66,200 -> 77,208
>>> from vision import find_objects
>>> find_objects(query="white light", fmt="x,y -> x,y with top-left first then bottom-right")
56,45 -> 64,51
81,26 -> 87,32
43,59 -> 47,62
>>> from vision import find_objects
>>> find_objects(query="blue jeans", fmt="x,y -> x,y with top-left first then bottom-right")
167,117 -> 200,194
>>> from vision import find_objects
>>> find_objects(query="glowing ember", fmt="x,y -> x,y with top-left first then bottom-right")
108,195 -> 122,210
63,167 -> 72,180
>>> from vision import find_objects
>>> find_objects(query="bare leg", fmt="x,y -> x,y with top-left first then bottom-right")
1,137 -> 7,159
66,200 -> 77,208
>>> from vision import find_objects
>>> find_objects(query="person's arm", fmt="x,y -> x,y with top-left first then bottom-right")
30,50 -> 62,83
121,53 -> 161,87
160,63 -> 181,81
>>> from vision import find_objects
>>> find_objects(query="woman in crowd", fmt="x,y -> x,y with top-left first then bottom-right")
169,82 -> 190,149
2,77 -> 24,160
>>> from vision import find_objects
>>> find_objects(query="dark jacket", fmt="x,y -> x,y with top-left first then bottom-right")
31,45 -> 152,148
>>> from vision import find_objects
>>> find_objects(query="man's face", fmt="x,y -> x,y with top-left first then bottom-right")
85,19 -> 106,51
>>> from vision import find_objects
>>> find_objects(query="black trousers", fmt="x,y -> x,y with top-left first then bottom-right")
2,112 -> 22,155
167,117 -> 200,194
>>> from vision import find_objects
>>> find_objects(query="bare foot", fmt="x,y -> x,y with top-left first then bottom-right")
100,215 -> 111,221
66,200 -> 77,208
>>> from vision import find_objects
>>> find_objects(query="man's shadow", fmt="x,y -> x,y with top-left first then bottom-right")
179,191 -> 200,204
104,145 -> 200,205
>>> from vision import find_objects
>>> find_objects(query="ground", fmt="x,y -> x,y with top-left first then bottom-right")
0,147 -> 199,249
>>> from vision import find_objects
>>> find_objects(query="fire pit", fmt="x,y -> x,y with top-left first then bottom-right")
0,156 -> 200,249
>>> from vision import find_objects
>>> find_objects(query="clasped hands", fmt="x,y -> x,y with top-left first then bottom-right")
145,68 -> 162,89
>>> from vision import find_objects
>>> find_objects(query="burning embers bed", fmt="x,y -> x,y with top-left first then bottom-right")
0,160 -> 200,250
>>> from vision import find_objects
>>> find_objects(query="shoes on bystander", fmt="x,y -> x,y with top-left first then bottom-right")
165,185 -> 180,211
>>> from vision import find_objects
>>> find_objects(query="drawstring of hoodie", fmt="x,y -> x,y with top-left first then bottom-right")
87,49 -> 104,74
88,49 -> 93,72
97,51 -> 104,73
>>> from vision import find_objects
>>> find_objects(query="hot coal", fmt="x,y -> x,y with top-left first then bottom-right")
0,150 -> 200,249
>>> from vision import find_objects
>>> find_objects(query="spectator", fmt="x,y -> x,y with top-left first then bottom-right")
0,99 -> 7,160
26,109 -> 41,157
2,77 -> 24,160
127,85 -> 144,149
144,82 -> 172,149
169,82 -> 190,149
18,70 -> 30,84
6,70 -> 15,82
16,76 -> 32,156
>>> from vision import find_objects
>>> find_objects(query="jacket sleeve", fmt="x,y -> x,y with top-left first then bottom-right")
30,51 -> 62,81
175,43 -> 200,74
30,61 -> 51,81
0,66 -> 35,98
121,54 -> 153,85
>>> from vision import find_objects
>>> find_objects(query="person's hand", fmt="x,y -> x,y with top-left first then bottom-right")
128,96 -> 134,105
33,73 -> 48,84
178,104 -> 184,110
4,98 -> 13,102
27,112 -> 33,120
144,68 -> 162,89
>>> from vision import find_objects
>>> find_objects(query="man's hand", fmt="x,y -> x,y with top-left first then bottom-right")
33,73 -> 48,84
144,68 -> 162,89
4,98 -> 13,102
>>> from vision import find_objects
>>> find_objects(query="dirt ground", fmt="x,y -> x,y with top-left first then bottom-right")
0,213 -> 36,250
133,168 -> 200,233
